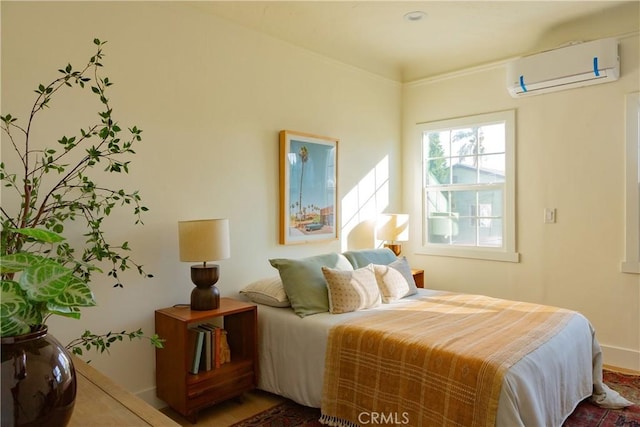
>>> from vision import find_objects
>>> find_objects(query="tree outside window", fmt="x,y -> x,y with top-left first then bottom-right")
419,110 -> 518,262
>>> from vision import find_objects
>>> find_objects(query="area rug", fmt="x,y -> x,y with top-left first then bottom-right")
230,399 -> 322,427
563,370 -> 640,427
232,371 -> 639,427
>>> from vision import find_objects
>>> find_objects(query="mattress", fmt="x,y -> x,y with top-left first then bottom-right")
256,289 -> 601,426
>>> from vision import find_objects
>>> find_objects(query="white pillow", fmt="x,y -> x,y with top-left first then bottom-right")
373,257 -> 418,303
321,264 -> 381,314
239,276 -> 290,307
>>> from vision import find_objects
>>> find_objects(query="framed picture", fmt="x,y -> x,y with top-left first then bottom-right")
279,130 -> 338,245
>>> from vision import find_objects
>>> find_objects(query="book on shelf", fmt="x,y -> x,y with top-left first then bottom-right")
187,326 -> 205,375
198,323 -> 219,369
219,329 -> 231,364
200,323 -> 231,368
213,325 -> 222,368
188,323 -> 232,374
196,325 -> 213,372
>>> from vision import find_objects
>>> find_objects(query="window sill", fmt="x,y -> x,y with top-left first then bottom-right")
621,261 -> 640,274
418,246 -> 520,263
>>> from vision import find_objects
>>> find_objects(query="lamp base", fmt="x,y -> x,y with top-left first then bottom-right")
384,243 -> 402,256
191,285 -> 220,310
190,264 -> 220,311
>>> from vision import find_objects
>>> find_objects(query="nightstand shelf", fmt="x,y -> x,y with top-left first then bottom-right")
155,298 -> 257,423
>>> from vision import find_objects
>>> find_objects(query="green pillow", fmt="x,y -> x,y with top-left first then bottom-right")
269,253 -> 353,317
342,248 -> 397,269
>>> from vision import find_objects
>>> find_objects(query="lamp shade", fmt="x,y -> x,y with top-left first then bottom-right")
376,214 -> 409,242
178,218 -> 230,262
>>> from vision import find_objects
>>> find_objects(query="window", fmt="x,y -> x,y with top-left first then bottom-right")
418,110 -> 518,262
622,92 -> 640,274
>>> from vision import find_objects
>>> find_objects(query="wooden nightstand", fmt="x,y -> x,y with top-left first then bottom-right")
155,298 -> 257,423
412,269 -> 425,288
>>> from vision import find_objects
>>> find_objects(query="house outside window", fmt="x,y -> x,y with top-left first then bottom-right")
622,92 -> 640,274
418,110 -> 519,262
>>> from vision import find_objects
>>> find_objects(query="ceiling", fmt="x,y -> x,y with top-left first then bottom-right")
192,1 -> 637,82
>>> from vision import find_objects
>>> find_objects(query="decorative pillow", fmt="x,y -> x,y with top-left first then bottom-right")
373,257 -> 418,303
342,248 -> 397,269
239,276 -> 290,307
269,253 -> 353,317
321,265 -> 381,314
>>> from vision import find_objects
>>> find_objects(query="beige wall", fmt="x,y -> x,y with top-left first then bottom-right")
1,2 -> 401,403
402,31 -> 640,368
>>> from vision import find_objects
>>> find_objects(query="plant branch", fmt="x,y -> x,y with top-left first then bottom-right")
66,329 -> 164,357
1,39 -> 152,341
17,43 -> 105,233
0,120 -> 28,165
29,125 -> 100,177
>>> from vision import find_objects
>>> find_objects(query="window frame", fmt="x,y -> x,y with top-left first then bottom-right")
621,92 -> 640,274
417,110 -> 519,262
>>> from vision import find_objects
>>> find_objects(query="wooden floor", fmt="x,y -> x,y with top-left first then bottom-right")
160,390 -> 285,426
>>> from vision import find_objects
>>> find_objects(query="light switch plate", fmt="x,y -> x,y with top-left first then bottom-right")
544,208 -> 556,223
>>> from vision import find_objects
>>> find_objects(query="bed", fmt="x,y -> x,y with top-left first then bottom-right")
241,249 -> 629,426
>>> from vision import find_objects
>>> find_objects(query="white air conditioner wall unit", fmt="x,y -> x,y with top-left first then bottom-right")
507,38 -> 619,98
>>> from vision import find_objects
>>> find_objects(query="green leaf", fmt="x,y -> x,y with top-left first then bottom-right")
19,260 -> 73,302
11,227 -> 65,243
0,283 -> 40,337
0,280 -> 28,318
86,147 -> 101,159
46,303 -> 81,319
53,276 -> 96,307
0,315 -> 30,337
0,253 -> 48,274
151,334 -> 165,349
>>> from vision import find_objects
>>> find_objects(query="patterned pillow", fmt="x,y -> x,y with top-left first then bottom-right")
239,276 -> 290,307
373,257 -> 418,303
321,265 -> 381,314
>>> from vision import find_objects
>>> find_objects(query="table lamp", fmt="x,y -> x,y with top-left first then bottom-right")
178,218 -> 230,310
376,213 -> 409,256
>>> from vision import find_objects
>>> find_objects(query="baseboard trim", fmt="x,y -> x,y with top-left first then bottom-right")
135,386 -> 165,409
601,344 -> 640,372
604,364 -> 640,375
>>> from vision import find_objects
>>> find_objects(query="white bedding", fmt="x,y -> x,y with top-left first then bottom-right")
256,289 -> 604,426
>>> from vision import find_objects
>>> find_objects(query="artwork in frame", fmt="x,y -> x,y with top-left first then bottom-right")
279,130 -> 338,245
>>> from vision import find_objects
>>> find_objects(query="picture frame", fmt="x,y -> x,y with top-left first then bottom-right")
279,130 -> 338,245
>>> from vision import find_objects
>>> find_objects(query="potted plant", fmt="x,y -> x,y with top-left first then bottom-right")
0,39 -> 162,426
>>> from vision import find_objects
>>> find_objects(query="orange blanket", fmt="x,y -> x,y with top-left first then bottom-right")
320,292 -> 575,427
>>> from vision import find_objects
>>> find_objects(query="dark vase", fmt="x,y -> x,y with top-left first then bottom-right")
1,325 -> 77,426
